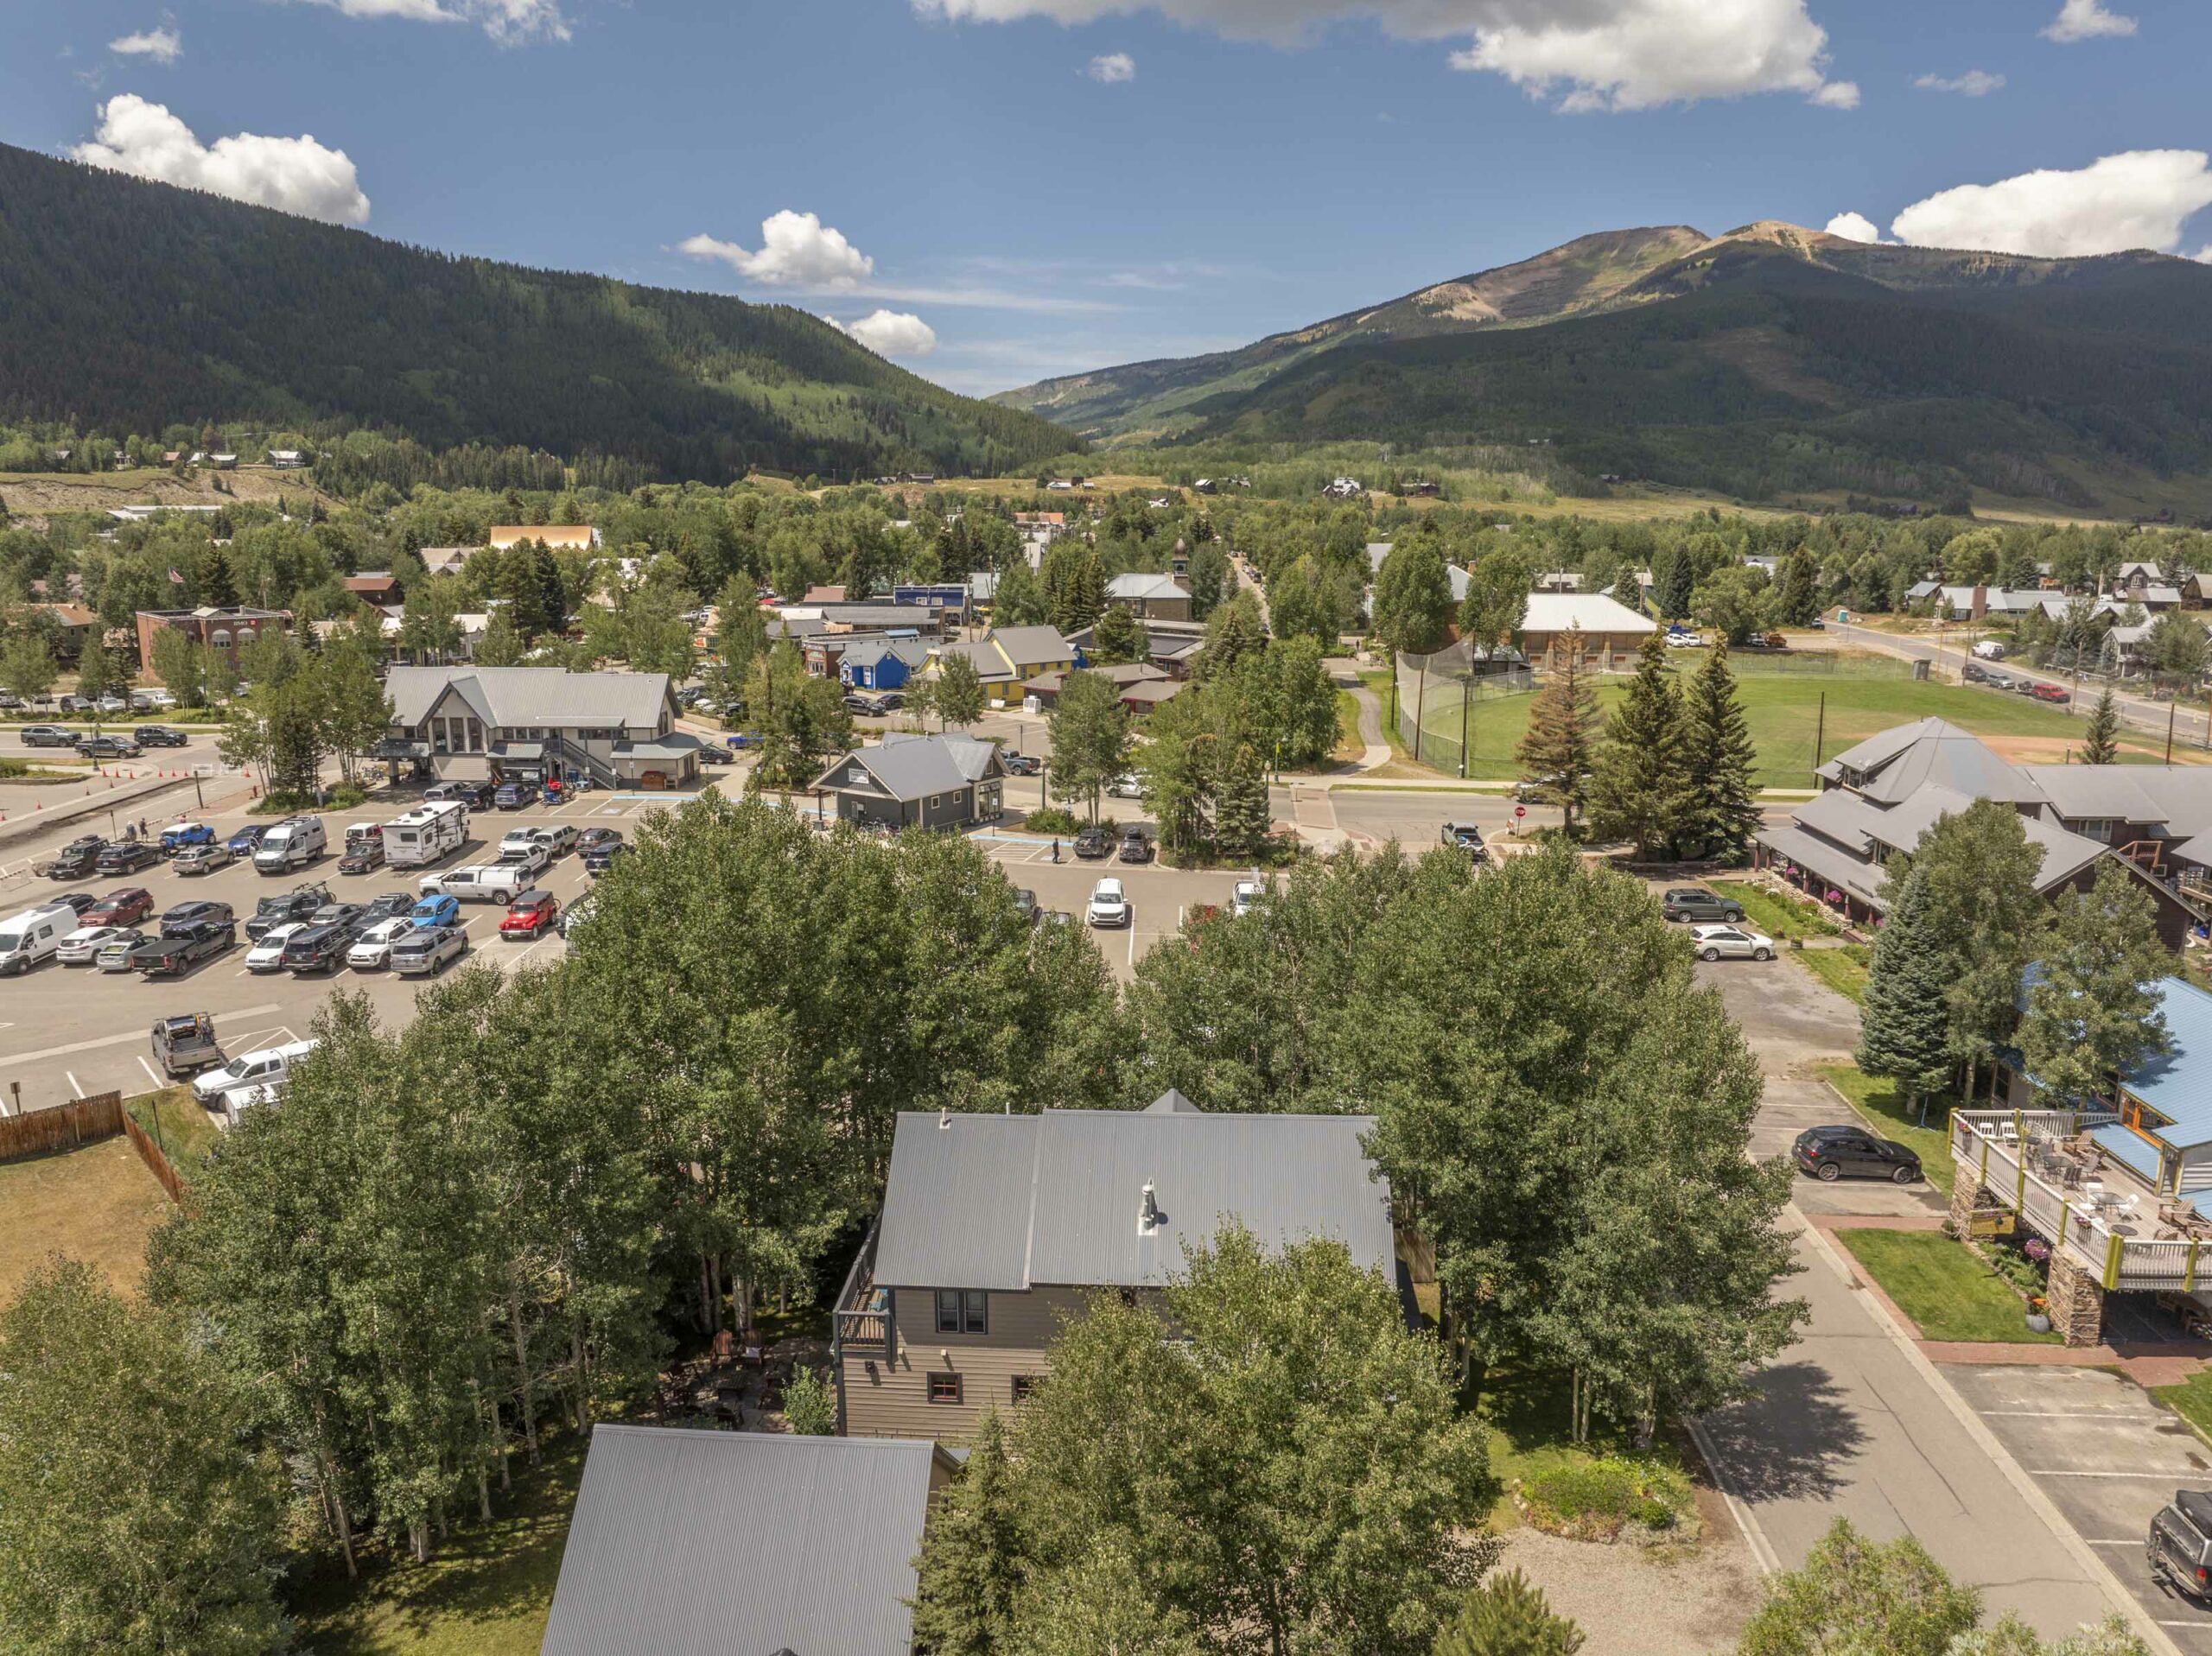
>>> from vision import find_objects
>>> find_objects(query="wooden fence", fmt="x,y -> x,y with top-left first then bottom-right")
120,1105 -> 188,1206
0,1091 -> 124,1162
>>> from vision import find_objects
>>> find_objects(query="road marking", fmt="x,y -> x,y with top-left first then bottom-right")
1127,919 -> 1138,968
2024,1469 -> 2205,1479
137,1056 -> 162,1088
0,1003 -> 285,1068
65,1070 -> 82,1098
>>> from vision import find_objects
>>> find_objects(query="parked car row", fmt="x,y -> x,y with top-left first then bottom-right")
1961,662 -> 2071,702
17,724 -> 187,756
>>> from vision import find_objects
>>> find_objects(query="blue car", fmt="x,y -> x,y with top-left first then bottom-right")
160,822 -> 217,854
726,733 -> 760,750
493,781 -> 537,809
411,894 -> 461,929
226,824 -> 270,856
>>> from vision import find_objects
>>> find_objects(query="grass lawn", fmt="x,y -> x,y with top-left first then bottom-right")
127,1087 -> 221,1171
1819,1060 -> 1957,1196
1412,669 -> 2190,789
1332,690 -> 1366,765
1833,1228 -> 2060,1344
0,1137 -> 175,1302
2155,1369 -> 2212,1446
290,1435 -> 582,1655
1472,1367 -> 1694,1535
1707,879 -> 1840,942
1796,943 -> 1872,1007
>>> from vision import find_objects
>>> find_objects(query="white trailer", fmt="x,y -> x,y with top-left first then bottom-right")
384,801 -> 469,868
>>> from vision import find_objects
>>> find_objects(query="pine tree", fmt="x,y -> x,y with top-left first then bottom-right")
2082,687 -> 2120,765
1434,1569 -> 1586,1656
1777,552 -> 1819,626
910,1412 -> 1026,1656
1516,628 -> 1603,838
1587,630 -> 1688,858
1213,741 -> 1272,861
1652,548 -> 1694,619
1681,638 -> 1763,863
1855,866 -> 1955,1122
2019,859 -> 2173,1105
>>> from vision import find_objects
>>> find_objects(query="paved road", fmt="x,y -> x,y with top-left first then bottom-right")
1696,956 -> 2154,1644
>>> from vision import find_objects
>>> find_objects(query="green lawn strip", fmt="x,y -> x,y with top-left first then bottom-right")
1832,1228 -> 2059,1344
1332,690 -> 1365,764
125,1086 -> 220,1171
1796,943 -> 1872,1007
1471,1367 -> 1694,1538
1706,879 -> 1840,942
289,1434 -> 582,1655
2154,1369 -> 2212,1446
1817,1061 -> 1956,1196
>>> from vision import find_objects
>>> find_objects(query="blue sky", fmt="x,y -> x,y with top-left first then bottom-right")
9,0 -> 2209,395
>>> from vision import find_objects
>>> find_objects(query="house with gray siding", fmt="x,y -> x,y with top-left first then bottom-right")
381,665 -> 702,790
811,733 -> 1006,831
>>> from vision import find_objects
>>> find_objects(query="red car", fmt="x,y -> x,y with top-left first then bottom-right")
84,886 -> 156,927
2030,683 -> 2070,705
498,889 -> 560,940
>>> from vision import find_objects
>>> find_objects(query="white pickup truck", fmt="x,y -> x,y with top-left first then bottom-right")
417,863 -> 531,903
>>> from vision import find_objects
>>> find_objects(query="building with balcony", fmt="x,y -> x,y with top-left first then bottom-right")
832,1090 -> 1397,1439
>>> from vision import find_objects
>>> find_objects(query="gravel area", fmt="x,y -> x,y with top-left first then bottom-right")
1497,1487 -> 1763,1656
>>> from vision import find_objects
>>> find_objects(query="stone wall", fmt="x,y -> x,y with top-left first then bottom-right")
2044,1245 -> 2106,1348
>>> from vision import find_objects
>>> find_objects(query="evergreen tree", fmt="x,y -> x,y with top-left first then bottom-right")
1680,638 -> 1762,862
1214,741 -> 1272,861
1586,629 -> 1688,857
992,558 -> 1050,628
910,1412 -> 1027,1656
2082,687 -> 2120,765
2019,859 -> 2172,1104
1776,552 -> 1819,626
1652,547 -> 1694,619
1433,1570 -> 1586,1656
1198,592 -> 1265,682
1515,629 -> 1603,838
1090,604 -> 1143,665
1854,866 -> 1954,1122
200,546 -> 240,609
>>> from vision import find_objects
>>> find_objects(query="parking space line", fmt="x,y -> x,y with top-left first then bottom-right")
65,1070 -> 82,1098
2024,1469 -> 2203,1478
1984,1410 -> 2175,1419
137,1056 -> 162,1088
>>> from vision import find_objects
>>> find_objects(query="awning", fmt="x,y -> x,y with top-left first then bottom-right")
492,741 -> 545,760
612,733 -> 704,762
2086,1123 -> 2163,1184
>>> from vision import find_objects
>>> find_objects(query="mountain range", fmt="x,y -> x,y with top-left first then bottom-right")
996,222 -> 2212,514
0,142 -> 1071,483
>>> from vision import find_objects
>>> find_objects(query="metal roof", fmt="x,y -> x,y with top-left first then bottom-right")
540,1425 -> 947,1656
817,734 -> 1003,803
987,626 -> 1077,671
1517,592 -> 1657,636
872,1107 -> 1394,1291
1105,574 -> 1189,601
386,666 -> 673,731
1754,822 -> 1887,909
1823,718 -> 2048,806
2120,978 -> 2212,1150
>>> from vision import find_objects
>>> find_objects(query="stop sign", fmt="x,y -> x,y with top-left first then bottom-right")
1515,805 -> 1527,820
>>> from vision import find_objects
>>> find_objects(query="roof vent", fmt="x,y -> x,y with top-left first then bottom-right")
1138,1180 -> 1159,1235
938,1107 -> 951,1131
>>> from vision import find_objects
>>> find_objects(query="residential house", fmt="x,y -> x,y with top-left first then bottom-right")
1021,662 -> 1173,709
487,524 -> 600,553
343,573 -> 402,606
837,637 -> 931,693
540,1426 -> 953,1656
1535,571 -> 1585,593
416,547 -> 475,578
1068,618 -> 1207,680
1322,477 -> 1364,501
135,606 -> 289,681
1514,592 -> 1658,672
380,665 -> 700,789
12,603 -> 99,663
1365,542 -> 1395,578
1905,583 -> 2047,619
928,626 -> 1079,707
2113,563 -> 2183,610
1103,572 -> 1192,622
207,454 -> 238,470
267,449 -> 308,469
833,1090 -> 1398,1439
811,733 -> 1006,831
893,583 -> 974,624
1753,717 -> 2202,945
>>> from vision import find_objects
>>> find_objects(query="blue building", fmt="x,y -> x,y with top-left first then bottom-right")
839,637 -> 931,692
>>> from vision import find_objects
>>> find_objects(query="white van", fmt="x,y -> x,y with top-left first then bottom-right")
192,1038 -> 320,1107
1973,640 -> 2008,661
0,903 -> 79,975
254,815 -> 327,874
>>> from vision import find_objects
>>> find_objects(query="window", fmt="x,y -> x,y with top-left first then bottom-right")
935,1290 -> 987,1334
927,1373 -> 963,1405
1011,1375 -> 1040,1405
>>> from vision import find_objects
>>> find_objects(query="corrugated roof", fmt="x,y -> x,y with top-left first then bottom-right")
880,732 -> 1001,784
385,666 -> 672,730
1793,789 -> 1884,856
540,1426 -> 944,1656
1518,592 -> 1656,636
1105,574 -> 1189,601
988,626 -> 1077,670
872,1107 -> 1393,1291
2121,979 -> 2212,1150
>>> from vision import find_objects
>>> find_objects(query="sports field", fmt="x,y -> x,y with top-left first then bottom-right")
1397,664 -> 2203,788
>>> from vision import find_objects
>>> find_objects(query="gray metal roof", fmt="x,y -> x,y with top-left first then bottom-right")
1824,718 -> 2048,805
386,666 -> 673,731
541,1425 -> 948,1656
817,734 -> 1004,803
1105,574 -> 1189,601
988,626 -> 1077,670
872,1107 -> 1394,1291
839,637 -> 931,670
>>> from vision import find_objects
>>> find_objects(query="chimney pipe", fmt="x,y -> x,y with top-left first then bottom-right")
1139,1180 -> 1158,1234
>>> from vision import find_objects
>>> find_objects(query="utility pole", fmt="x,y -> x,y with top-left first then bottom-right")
1811,691 -> 1827,788
2167,699 -> 2178,766
1459,681 -> 1471,780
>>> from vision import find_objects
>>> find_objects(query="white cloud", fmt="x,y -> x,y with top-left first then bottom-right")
280,0 -> 570,45
2198,246 -> 2212,264
1889,150 -> 2212,258
1086,50 -> 1137,80
1914,68 -> 2004,96
1823,212 -> 1885,243
2043,0 -> 2136,42
109,27 -> 182,64
71,94 -> 371,225
680,212 -> 876,288
918,0 -> 1857,112
831,310 -> 940,358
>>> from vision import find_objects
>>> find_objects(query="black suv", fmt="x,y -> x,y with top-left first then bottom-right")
97,841 -> 161,875
1118,828 -> 1154,865
134,726 -> 188,747
1661,888 -> 1746,924
426,779 -> 495,808
282,923 -> 350,974
161,900 -> 235,936
46,837 -> 108,879
130,919 -> 235,976
1793,1125 -> 1923,1185
1073,827 -> 1113,860
307,902 -> 369,939
247,883 -> 331,942
75,733 -> 141,760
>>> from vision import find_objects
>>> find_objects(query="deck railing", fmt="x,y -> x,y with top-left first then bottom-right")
830,1220 -> 894,1360
1952,1109 -> 2212,1292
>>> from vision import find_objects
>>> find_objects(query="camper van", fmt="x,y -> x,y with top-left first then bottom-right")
253,815 -> 327,874
0,902 -> 79,974
383,801 -> 469,869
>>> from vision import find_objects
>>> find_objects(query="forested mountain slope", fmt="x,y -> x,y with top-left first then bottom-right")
0,143 -> 1072,482
1001,222 -> 2212,512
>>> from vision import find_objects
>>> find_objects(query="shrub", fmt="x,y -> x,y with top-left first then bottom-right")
1520,1456 -> 1693,1542
1025,806 -> 1082,834
1434,1569 -> 1585,1656
781,1366 -> 836,1436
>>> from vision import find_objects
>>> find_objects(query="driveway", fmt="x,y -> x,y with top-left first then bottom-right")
1943,1365 -> 2212,1653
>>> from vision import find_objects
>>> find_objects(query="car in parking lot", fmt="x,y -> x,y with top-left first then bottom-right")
2030,682 -> 2070,705
362,891 -> 417,926
246,923 -> 306,973
173,842 -> 234,876
842,693 -> 875,715
524,824 -> 579,856
578,827 -> 622,854
150,1012 -> 225,1078
1661,887 -> 1746,924
75,733 -> 141,760
281,923 -> 351,974
1086,877 -> 1131,928
83,887 -> 154,928
1232,879 -> 1265,919
161,899 -> 233,936
347,917 -> 416,970
1962,662 -> 1990,684
495,841 -> 551,875
391,924 -> 468,976
306,901 -> 369,937
1003,753 -> 1042,777
57,923 -> 138,965
1073,826 -> 1113,860
1983,670 -> 2017,692
133,725 -> 188,747
97,840 -> 161,876
93,930 -> 148,972
410,892 -> 462,929
582,840 -> 628,876
226,823 -> 270,857
560,893 -> 594,938
1118,828 -> 1154,864
1107,773 -> 1143,800
493,780 -> 537,809
130,917 -> 235,976
1793,1124 -> 1923,1184
193,1040 -> 319,1107
499,889 -> 561,940
41,836 -> 108,879
20,723 -> 77,748
426,779 -> 495,809
1013,888 -> 1039,924
1688,923 -> 1777,961
51,892 -> 99,917
339,826 -> 385,873
2148,1489 -> 2212,1603
246,882 -> 329,942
